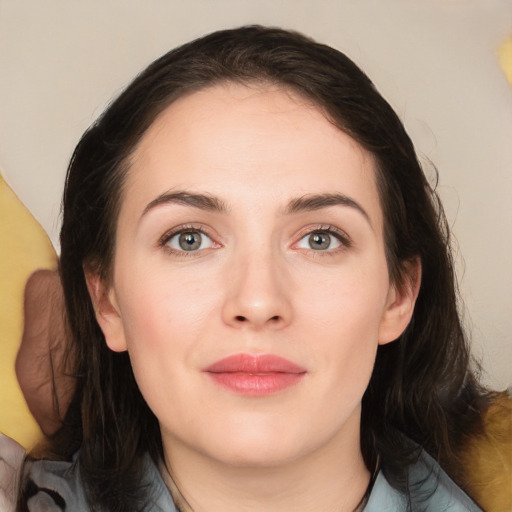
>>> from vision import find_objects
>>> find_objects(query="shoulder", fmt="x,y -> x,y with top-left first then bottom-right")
21,455 -> 88,511
20,451 -> 178,512
364,450 -> 483,512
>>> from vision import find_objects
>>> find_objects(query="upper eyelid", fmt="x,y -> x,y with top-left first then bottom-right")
291,225 -> 353,254
158,224 -> 217,246
295,224 -> 351,242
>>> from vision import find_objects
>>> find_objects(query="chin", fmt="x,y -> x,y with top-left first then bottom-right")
201,422 -> 311,468
215,442 -> 302,468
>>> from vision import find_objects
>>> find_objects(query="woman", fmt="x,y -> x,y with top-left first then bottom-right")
17,26 -> 486,511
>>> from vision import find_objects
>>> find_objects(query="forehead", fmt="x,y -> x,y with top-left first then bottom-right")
123,82 -> 382,228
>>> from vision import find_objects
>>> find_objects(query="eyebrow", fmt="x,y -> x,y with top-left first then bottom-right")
142,190 -> 371,227
284,193 -> 372,227
142,191 -> 229,217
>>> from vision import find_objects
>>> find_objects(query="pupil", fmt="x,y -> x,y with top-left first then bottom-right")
310,233 -> 330,250
179,232 -> 201,251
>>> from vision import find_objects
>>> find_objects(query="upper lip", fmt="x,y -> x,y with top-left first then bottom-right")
204,353 -> 306,374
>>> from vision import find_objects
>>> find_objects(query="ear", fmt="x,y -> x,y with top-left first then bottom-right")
85,271 -> 127,352
378,258 -> 421,345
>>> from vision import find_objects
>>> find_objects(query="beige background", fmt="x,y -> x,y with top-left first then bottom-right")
0,0 -> 511,389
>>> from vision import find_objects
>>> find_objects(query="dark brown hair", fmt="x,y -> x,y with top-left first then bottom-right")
29,26 -> 485,510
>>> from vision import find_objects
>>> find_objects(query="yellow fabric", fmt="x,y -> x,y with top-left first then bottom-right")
498,36 -> 512,86
461,392 -> 512,512
0,174 -> 57,449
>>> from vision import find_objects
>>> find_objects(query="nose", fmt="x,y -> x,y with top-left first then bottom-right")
222,249 -> 293,330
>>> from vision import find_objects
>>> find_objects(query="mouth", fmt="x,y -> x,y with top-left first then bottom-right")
203,353 -> 307,396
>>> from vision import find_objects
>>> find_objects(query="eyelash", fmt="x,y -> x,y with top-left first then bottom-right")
159,224 -> 218,256
158,223 -> 352,256
294,224 -> 352,254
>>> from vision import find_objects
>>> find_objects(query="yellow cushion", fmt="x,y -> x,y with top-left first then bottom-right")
0,174 -> 57,449
461,391 -> 512,512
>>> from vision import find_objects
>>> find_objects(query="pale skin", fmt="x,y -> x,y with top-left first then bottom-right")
87,83 -> 421,512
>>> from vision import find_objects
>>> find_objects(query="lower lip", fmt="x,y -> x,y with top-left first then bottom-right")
206,372 -> 305,396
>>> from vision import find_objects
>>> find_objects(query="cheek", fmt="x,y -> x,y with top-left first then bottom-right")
114,275 -> 212,419
117,263 -> 220,345
296,260 -> 389,383
112,262 -> 225,399
299,261 -> 389,338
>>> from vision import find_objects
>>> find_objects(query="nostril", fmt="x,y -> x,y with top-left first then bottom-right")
270,316 -> 280,322
235,315 -> 246,322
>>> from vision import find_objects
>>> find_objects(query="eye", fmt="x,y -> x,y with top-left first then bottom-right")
296,230 -> 344,251
165,230 -> 214,252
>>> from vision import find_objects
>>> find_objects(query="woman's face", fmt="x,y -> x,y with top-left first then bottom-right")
93,83 -> 415,470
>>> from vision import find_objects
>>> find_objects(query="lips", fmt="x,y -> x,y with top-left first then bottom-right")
203,353 -> 306,396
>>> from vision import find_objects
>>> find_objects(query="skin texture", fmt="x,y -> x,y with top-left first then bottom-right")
88,83 -> 419,512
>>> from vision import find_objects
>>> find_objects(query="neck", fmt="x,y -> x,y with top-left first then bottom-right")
161,411 -> 371,512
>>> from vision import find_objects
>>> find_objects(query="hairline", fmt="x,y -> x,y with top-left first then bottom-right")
99,77 -> 401,286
